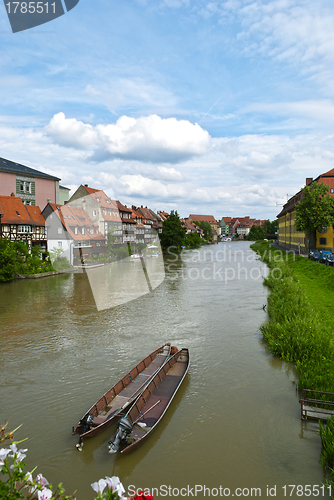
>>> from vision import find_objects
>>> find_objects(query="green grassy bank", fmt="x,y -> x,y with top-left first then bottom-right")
251,241 -> 334,484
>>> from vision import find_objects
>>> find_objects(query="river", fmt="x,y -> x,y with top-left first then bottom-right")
0,241 -> 329,499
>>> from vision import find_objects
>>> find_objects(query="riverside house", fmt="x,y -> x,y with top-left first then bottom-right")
188,214 -> 218,242
42,202 -> 105,265
0,194 -> 47,253
0,156 -> 61,208
277,168 -> 334,253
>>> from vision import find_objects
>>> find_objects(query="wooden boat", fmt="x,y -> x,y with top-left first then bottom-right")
73,343 -> 172,450
108,347 -> 189,454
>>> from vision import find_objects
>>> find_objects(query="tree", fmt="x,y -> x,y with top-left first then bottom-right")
0,239 -> 27,281
195,220 -> 212,240
295,182 -> 334,248
262,219 -> 278,239
184,231 -> 202,248
247,225 -> 265,241
159,210 -> 186,252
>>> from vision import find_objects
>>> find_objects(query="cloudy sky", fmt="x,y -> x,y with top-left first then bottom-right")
1,0 -> 334,220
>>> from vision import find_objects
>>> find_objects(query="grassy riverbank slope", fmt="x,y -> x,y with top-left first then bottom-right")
251,241 -> 334,484
251,241 -> 334,392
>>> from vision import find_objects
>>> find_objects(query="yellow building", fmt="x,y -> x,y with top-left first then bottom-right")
277,169 -> 334,253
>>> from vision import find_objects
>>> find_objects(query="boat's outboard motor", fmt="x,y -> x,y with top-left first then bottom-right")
80,413 -> 94,434
108,417 -> 132,453
76,413 -> 94,451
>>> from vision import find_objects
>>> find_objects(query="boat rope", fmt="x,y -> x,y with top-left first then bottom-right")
129,373 -> 141,382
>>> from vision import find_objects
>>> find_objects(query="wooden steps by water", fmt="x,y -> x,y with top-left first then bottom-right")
299,389 -> 334,421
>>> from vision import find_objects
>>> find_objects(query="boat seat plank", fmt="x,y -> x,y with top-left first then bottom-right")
167,361 -> 187,377
152,375 -> 183,398
120,374 -> 151,397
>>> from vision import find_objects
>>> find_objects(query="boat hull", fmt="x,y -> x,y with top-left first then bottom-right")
73,343 -> 171,442
110,348 -> 189,454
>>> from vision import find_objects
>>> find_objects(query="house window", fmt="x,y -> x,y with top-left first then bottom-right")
58,227 -> 62,234
18,225 -> 31,233
74,227 -> 78,235
93,210 -> 97,216
58,241 -> 62,248
319,237 -> 327,245
82,227 -> 85,235
331,189 -> 334,193
20,181 -> 31,193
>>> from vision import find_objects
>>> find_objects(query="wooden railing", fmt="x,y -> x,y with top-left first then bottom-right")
299,389 -> 334,420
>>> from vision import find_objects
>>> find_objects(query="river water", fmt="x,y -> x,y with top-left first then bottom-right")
0,241 -> 329,499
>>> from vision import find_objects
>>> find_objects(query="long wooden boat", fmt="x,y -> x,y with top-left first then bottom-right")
108,347 -> 189,455
73,343 -> 172,450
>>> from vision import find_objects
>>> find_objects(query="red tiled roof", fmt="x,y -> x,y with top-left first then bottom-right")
189,214 -> 217,225
83,185 -> 100,195
116,200 -> 133,213
0,196 -> 45,225
138,206 -> 154,221
47,203 -> 104,242
25,205 -> 45,225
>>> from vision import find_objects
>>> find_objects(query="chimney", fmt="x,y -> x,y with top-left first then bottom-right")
306,178 -> 313,186
84,184 -> 88,187
10,192 -> 15,196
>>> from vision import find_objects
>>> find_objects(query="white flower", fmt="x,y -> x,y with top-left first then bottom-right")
36,474 -> 49,488
37,488 -> 53,500
91,478 -> 107,494
0,448 -> 10,462
105,476 -> 126,498
9,443 -> 27,463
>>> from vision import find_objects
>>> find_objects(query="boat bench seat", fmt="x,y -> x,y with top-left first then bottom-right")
92,416 -> 106,426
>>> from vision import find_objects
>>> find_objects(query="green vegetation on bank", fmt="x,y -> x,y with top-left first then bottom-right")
246,219 -> 278,241
0,239 -> 54,282
251,241 -> 334,489
160,211 -> 212,252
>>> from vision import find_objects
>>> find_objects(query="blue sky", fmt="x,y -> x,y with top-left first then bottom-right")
1,0 -> 334,220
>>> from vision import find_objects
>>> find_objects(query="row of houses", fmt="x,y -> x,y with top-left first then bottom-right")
0,155 -> 267,262
277,168 -> 334,253
220,216 -> 266,238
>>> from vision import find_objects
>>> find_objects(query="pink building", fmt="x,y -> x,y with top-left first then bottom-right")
0,156 -> 60,209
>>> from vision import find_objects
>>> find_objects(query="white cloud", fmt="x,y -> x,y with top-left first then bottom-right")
45,112 -> 211,163
232,0 -> 334,89
243,100 -> 334,124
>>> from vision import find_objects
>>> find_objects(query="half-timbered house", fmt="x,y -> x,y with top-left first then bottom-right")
0,195 -> 47,252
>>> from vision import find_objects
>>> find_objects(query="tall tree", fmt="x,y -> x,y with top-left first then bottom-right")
295,182 -> 334,248
160,210 -> 186,252
195,220 -> 212,240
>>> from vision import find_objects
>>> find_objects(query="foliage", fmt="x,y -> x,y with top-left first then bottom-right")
48,248 -> 70,270
295,182 -> 334,234
262,219 -> 278,238
159,211 -> 186,252
246,220 -> 278,241
246,225 -> 265,241
0,433 -> 148,500
0,239 -> 27,281
251,241 -> 334,489
195,221 -> 212,240
0,240 -> 55,281
320,418 -> 334,470
23,247 -> 54,275
184,232 -> 202,248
